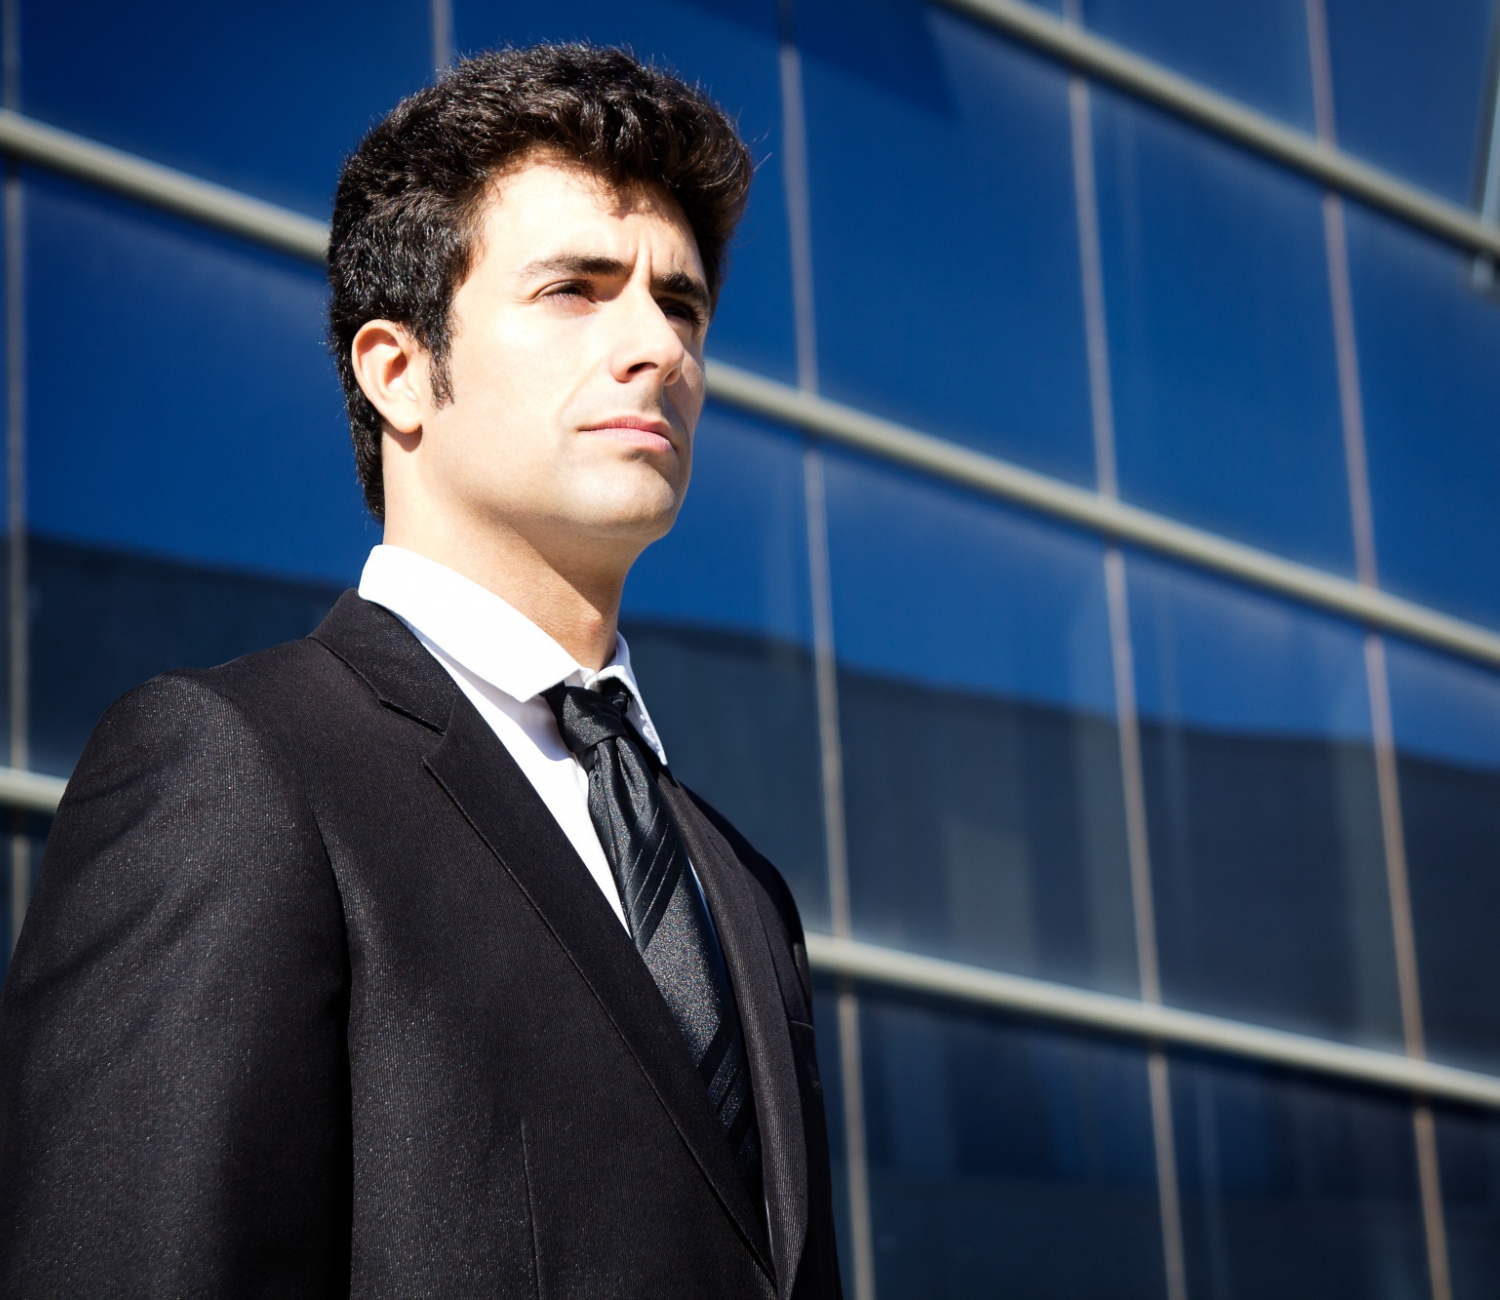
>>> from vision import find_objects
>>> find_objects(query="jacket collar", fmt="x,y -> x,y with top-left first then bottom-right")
310,592 -> 802,1281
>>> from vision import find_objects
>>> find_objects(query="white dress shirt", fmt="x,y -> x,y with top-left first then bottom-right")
358,544 -> 672,933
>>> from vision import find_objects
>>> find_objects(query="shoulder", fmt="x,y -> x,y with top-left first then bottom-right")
61,637 -> 354,805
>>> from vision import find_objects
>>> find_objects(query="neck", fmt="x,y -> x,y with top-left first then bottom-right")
382,512 -> 631,673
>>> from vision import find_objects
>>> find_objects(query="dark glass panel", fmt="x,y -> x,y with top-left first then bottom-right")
1435,1105 -> 1500,1299
812,977 -> 854,1290
455,0 -> 797,382
624,407 -> 827,926
1082,0 -> 1316,127
29,536 -> 342,779
1172,1054 -> 1428,1299
1129,555 -> 1403,1046
0,816 -> 51,986
861,991 -> 1165,1299
826,453 -> 1137,993
1385,640 -> 1500,1075
1094,91 -> 1354,573
22,0 -> 430,216
798,0 -> 1096,483
25,175 -> 372,585
1324,0 -> 1498,207
1346,205 -> 1500,631
627,624 -> 826,929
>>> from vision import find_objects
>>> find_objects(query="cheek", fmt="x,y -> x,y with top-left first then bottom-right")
672,363 -> 708,428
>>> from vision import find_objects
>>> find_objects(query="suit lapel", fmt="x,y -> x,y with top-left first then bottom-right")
313,594 -> 773,1276
664,780 -> 810,1300
425,703 -> 772,1272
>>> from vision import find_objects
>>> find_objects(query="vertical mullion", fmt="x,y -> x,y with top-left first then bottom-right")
1065,7 -> 1188,1291
430,0 -> 454,74
778,7 -> 875,1297
1305,4 -> 1452,1297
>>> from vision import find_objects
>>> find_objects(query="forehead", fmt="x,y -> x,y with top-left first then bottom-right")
475,157 -> 704,277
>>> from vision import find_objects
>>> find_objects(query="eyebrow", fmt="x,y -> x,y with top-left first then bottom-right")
520,254 -> 711,315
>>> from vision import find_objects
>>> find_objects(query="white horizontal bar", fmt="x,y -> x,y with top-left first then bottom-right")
807,932 -> 1500,1110
937,0 -> 1500,258
707,360 -> 1500,671
0,766 -> 66,815
0,109 -> 328,262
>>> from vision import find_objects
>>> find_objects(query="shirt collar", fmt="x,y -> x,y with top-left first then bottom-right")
357,545 -> 668,765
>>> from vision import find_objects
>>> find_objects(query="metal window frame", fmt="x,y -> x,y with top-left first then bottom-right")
807,933 -> 1500,1110
938,0 -> 1500,259
6,31 -> 1500,1110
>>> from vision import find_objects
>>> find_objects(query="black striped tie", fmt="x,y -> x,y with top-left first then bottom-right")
544,679 -> 762,1205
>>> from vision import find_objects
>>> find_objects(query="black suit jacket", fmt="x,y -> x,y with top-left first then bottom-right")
0,593 -> 843,1299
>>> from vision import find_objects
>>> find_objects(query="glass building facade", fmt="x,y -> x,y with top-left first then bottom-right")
4,1 -> 1500,1296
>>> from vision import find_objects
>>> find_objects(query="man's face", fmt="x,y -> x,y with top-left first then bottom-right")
412,158 -> 709,561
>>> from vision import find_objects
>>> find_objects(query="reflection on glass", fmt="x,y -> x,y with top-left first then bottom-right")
1385,640 -> 1500,1075
625,408 -> 828,927
826,453 -> 1138,994
1128,555 -> 1403,1045
26,176 -> 370,585
1324,0 -> 1498,206
1093,90 -> 1353,573
1083,0 -> 1315,127
1172,1054 -> 1428,1299
861,992 -> 1164,1299
1345,205 -> 1500,631
456,0 -> 797,383
1435,1104 -> 1500,1299
798,0 -> 1095,483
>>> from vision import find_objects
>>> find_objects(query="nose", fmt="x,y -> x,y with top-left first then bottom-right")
607,282 -> 688,388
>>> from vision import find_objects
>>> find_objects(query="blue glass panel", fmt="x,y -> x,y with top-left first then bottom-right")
1094,91 -> 1354,573
1324,0 -> 1498,207
1172,1055 -> 1428,1299
1128,554 -> 1403,1045
1385,640 -> 1500,1075
623,408 -> 827,925
25,175 -> 371,586
21,0 -> 430,217
1346,205 -> 1500,631
1435,1105 -> 1500,1299
861,992 -> 1165,1298
827,454 -> 1138,992
454,0 -> 797,383
798,0 -> 1095,484
626,403 -> 811,645
1082,0 -> 1315,128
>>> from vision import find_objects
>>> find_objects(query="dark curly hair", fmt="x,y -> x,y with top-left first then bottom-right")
328,44 -> 753,519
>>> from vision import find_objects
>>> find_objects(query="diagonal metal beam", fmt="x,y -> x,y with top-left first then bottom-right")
807,932 -> 1500,1110
706,360 -> 1500,671
0,109 -> 328,262
936,0 -> 1500,258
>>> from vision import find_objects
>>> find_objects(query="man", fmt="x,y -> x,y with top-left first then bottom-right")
0,45 -> 842,1299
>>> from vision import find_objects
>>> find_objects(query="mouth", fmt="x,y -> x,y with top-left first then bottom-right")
578,416 -> 677,454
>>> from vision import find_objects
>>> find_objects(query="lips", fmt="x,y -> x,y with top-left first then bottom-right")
579,416 -> 676,452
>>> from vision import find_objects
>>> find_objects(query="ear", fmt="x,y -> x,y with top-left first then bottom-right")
351,320 -> 428,436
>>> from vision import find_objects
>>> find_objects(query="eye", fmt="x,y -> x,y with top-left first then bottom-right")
542,281 -> 591,304
662,299 -> 705,329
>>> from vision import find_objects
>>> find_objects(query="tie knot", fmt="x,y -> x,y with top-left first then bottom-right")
544,679 -> 639,764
